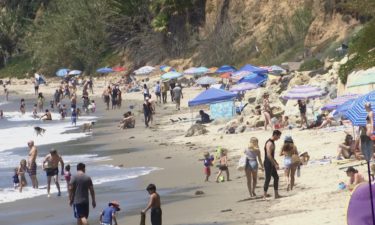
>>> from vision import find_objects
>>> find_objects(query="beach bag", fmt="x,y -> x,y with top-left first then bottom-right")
237,155 -> 247,171
291,154 -> 301,166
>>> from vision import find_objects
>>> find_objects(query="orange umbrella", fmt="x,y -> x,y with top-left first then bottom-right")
220,72 -> 231,79
206,67 -> 218,74
112,67 -> 126,72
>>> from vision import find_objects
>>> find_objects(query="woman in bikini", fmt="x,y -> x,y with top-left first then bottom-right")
262,93 -> 272,130
244,137 -> 264,197
365,102 -> 374,139
280,136 -> 299,191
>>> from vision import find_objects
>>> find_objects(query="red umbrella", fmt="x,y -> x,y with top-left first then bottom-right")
220,72 -> 231,79
112,67 -> 126,72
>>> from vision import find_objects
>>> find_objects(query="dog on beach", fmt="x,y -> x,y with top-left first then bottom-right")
34,126 -> 46,136
82,121 -> 95,132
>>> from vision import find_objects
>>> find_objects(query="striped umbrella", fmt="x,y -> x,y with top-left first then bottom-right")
348,70 -> 375,87
161,71 -> 183,80
160,65 -> 175,72
196,76 -> 217,85
321,94 -> 360,111
183,67 -> 208,76
345,90 -> 375,126
134,66 -> 155,75
282,85 -> 323,100
333,98 -> 357,117
229,83 -> 258,92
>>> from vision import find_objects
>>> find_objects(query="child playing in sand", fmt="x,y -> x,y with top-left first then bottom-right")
216,149 -> 230,182
13,168 -> 19,189
203,152 -> 214,182
17,159 -> 27,192
99,200 -> 120,225
64,164 -> 71,192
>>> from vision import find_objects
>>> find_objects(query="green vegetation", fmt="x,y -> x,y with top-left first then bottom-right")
338,20 -> 375,84
300,58 -> 324,71
0,55 -> 33,78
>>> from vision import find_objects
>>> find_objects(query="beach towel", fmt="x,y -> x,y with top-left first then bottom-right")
140,212 -> 145,225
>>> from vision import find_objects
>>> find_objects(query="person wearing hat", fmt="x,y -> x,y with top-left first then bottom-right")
345,166 -> 366,191
100,201 -> 120,225
42,148 -> 64,197
279,136 -> 299,191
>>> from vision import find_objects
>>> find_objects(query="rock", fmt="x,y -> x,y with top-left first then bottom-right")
195,190 -> 205,195
288,72 -> 311,86
129,136 -> 135,139
235,125 -> 246,133
185,124 -> 208,137
165,156 -> 172,159
220,209 -> 232,213
118,164 -> 124,167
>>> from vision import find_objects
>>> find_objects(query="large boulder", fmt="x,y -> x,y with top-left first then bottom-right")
185,124 -> 208,137
288,72 -> 311,87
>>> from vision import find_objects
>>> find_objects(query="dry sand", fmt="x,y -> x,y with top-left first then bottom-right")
2,77 -> 365,225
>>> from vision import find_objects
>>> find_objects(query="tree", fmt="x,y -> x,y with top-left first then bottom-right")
25,0 -> 112,74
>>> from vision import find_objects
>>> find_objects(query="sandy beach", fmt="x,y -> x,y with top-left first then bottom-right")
0,76 -> 368,225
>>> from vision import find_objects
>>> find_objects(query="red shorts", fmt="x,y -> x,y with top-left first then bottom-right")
204,167 -> 211,176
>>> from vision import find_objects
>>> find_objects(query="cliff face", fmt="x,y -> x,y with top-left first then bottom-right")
123,0 -> 359,70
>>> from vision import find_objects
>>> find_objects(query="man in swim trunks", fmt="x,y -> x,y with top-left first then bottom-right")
27,140 -> 39,189
69,163 -> 96,225
263,130 -> 281,199
142,184 -> 162,225
43,149 -> 64,197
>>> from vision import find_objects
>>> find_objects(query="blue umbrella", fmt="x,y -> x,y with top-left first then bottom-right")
56,68 -> 69,77
239,73 -> 268,86
68,70 -> 82,75
334,98 -> 357,117
216,65 -> 237,73
345,91 -> 375,126
161,71 -> 183,80
97,67 -> 114,74
196,76 -> 217,85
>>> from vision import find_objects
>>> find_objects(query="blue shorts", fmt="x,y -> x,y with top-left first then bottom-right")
73,203 -> 89,219
246,159 -> 258,170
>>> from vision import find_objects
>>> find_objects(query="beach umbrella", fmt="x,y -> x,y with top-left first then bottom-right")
229,82 -> 258,92
160,65 -> 175,72
238,73 -> 268,86
68,70 -> 82,75
97,67 -> 114,74
334,98 -> 356,117
216,65 -> 236,73
34,73 -> 46,85
321,94 -> 360,111
269,65 -> 286,75
238,64 -> 268,74
206,67 -> 218,74
112,66 -> 126,72
347,182 -> 375,225
56,68 -> 69,77
196,76 -> 217,85
161,71 -> 183,80
183,67 -> 208,76
345,90 -> 375,126
231,71 -> 255,81
282,85 -> 323,100
220,72 -> 232,79
134,66 -> 155,75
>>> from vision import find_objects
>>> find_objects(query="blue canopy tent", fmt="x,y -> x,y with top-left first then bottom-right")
238,73 -> 268,86
216,65 -> 237,73
188,88 -> 237,119
238,64 -> 268,74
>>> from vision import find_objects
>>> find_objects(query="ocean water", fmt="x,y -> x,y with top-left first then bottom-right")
0,107 -> 158,205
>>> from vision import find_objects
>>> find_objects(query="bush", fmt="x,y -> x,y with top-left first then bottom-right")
299,58 -> 324,71
339,51 -> 375,84
0,55 -> 33,79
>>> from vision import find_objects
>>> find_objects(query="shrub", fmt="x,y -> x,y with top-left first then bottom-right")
299,58 -> 324,71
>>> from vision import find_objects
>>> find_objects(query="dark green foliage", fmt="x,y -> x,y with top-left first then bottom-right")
299,58 -> 324,71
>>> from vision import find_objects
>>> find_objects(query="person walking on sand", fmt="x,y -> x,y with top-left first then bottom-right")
143,97 -> 152,128
263,130 -> 281,199
297,100 -> 308,128
3,84 -> 9,101
155,81 -> 161,104
42,149 -> 64,197
161,81 -> 168,104
172,84 -> 182,110
69,163 -> 96,225
215,149 -> 230,182
262,93 -> 272,131
245,137 -> 264,197
280,136 -> 299,191
27,141 -> 39,189
142,184 -> 162,225
102,86 -> 111,110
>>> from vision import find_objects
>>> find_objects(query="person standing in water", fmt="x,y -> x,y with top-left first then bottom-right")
69,163 -> 96,225
263,130 -> 282,199
42,149 -> 64,197
142,184 -> 162,225
27,141 -> 39,189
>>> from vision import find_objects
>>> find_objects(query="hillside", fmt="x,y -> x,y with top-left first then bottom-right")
0,0 -> 373,77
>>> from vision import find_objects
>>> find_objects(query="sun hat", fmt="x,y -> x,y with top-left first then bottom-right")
109,200 -> 121,211
284,136 -> 294,143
